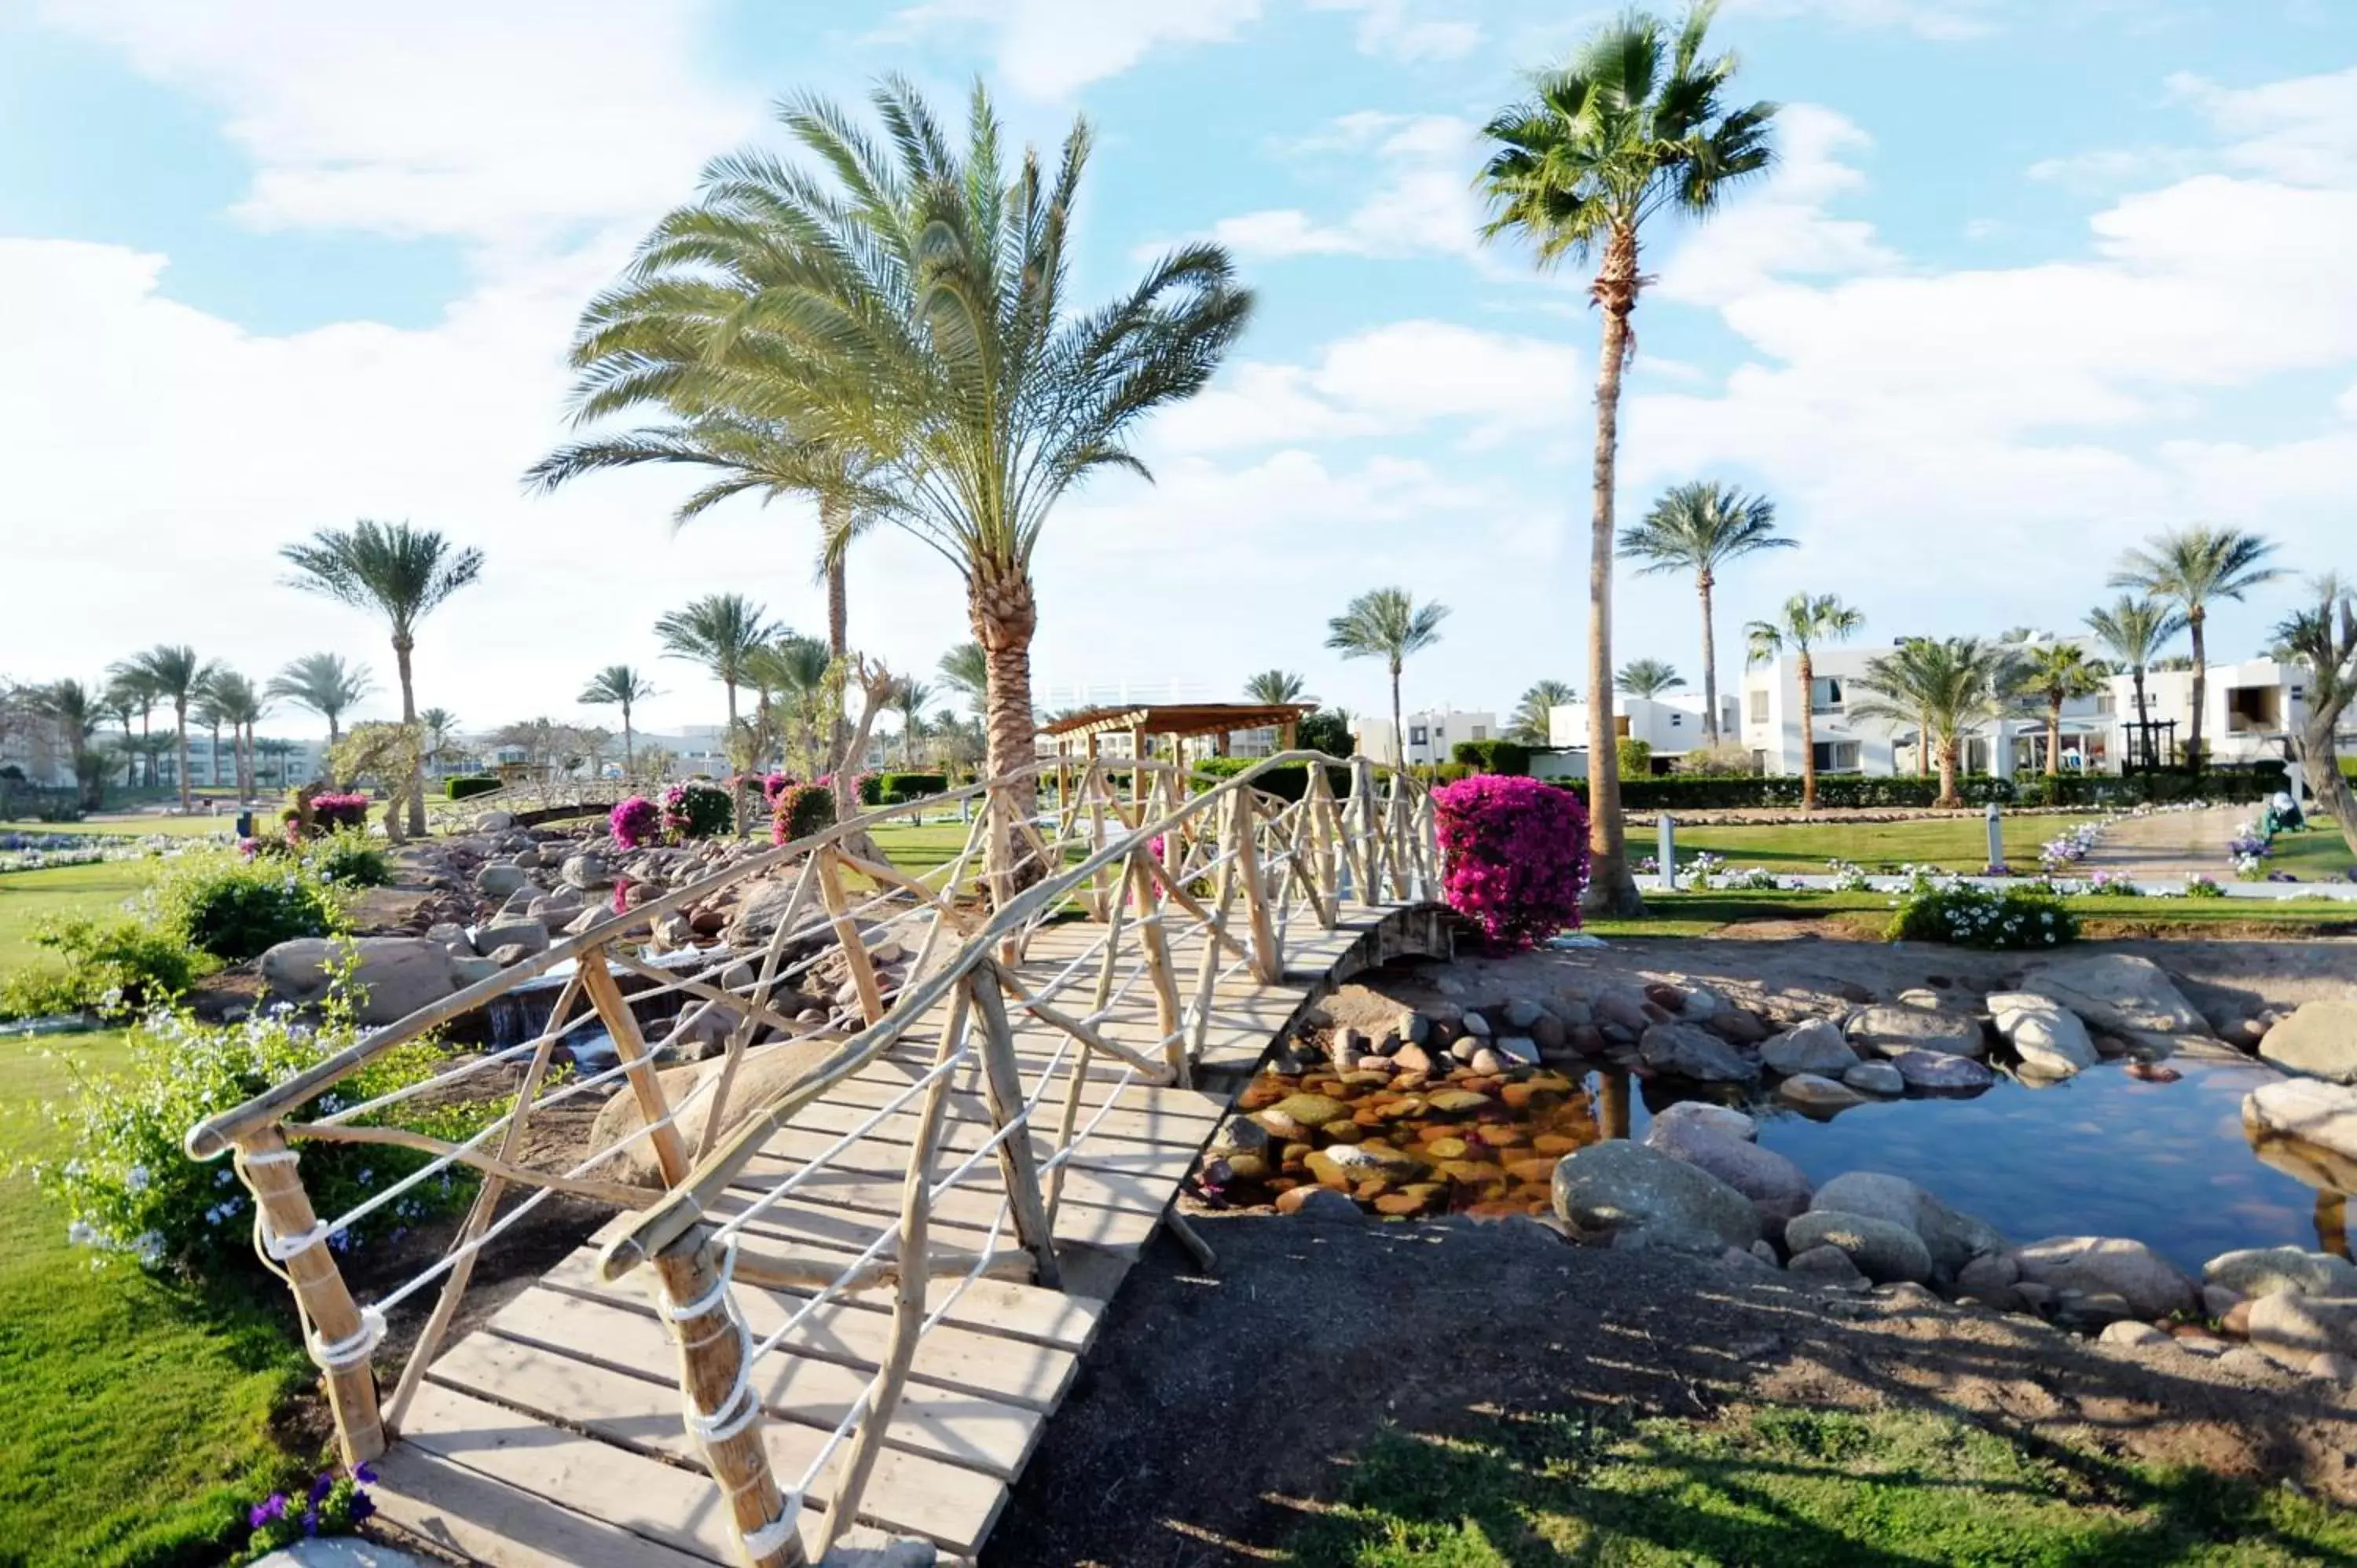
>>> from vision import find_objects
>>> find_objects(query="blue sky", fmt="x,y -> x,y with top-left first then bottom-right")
5,0 -> 2355,738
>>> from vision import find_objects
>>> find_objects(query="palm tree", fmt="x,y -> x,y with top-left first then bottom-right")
256,737 -> 295,791
1847,637 -> 2018,809
280,520 -> 483,835
205,671 -> 265,801
1618,480 -> 1791,743
111,646 -> 218,812
417,707 -> 461,777
103,666 -> 162,789
580,665 -> 658,778
938,643 -> 989,719
745,636 -> 836,778
1744,594 -> 1861,811
1508,679 -> 1577,745
267,652 -> 374,744
1616,658 -> 1686,700
1243,669 -> 1311,705
654,593 -> 781,738
38,680 -> 103,808
2108,526 -> 2282,770
1480,2 -> 1776,913
555,79 -> 1251,892
98,683 -> 140,789
893,680 -> 934,765
2014,641 -> 2108,779
193,676 -> 230,799
2274,578 -> 2357,853
1325,588 -> 1449,767
2082,595 -> 2185,771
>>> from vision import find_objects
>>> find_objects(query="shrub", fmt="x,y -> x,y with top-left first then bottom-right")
772,782 -> 836,843
1432,775 -> 1589,949
308,791 -> 372,833
662,782 -> 732,841
305,828 -> 390,889
443,775 -> 502,800
0,917 -> 216,1020
148,850 -> 346,962
1886,879 -> 2079,950
1450,739 -> 1533,777
609,795 -> 661,851
856,772 -> 885,807
240,1464 -> 380,1561
33,1005 -> 496,1277
1190,757 -> 1351,801
878,771 -> 948,802
1616,738 -> 1653,779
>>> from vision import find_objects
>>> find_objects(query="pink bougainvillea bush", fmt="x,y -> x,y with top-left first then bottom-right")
1432,775 -> 1589,949
609,795 -> 661,851
772,782 -> 835,845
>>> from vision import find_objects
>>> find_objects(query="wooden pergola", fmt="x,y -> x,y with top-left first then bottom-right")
1037,702 -> 1316,804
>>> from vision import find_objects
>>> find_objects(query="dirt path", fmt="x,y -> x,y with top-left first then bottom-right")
2079,805 -> 2245,880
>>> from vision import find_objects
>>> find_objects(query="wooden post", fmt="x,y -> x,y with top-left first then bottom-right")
816,845 -> 887,1025
1186,815 -> 1240,1063
1230,786 -> 1281,983
579,950 -> 694,1189
652,1226 -> 804,1568
1129,852 -> 1187,1087
966,973 -> 1063,1289
236,1127 -> 385,1467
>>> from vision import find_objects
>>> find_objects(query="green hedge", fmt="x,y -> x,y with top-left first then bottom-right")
1449,739 -> 1532,776
1190,757 -> 1351,801
1558,762 -> 2290,812
879,771 -> 948,802
444,775 -> 502,800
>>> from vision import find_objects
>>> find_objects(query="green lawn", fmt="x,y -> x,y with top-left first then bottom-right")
2,815 -> 236,839
1291,1404 -> 2357,1566
867,819 -> 981,877
2266,826 -> 2357,883
1586,888 -> 2357,941
1649,815 -> 2101,873
0,861 -> 156,974
0,1029 -> 301,1568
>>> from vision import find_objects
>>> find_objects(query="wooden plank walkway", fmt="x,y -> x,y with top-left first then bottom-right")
370,899 -> 1433,1566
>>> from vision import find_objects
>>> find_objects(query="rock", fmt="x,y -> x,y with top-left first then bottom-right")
1719,1243 -> 1781,1276
1644,1118 -> 1814,1226
1468,1047 -> 1507,1075
2055,1290 -> 2138,1328
487,943 -> 533,967
1812,1171 -> 2007,1284
1985,991 -> 2099,1079
1958,1251 -> 2022,1299
562,850 -> 618,891
1896,985 -> 1964,1012
1207,1117 -> 1270,1163
259,936 -> 465,1026
1275,1186 -> 1362,1222
449,954 -> 500,987
472,918 -> 549,958
1549,1141 -> 1763,1254
1787,1244 -> 1871,1291
2311,1352 -> 2357,1383
2020,953 -> 2208,1054
1761,1018 -> 1858,1078
251,1541 -> 434,1567
2244,1078 -> 2357,1176
1639,1022 -> 1760,1083
1649,1100 -> 1758,1142
2259,1000 -> 2357,1083
474,863 -> 529,899
1502,998 -> 1544,1030
2249,1294 -> 2357,1366
1397,1010 -> 1431,1045
1528,1012 -> 1567,1053
590,1036 -> 847,1185
1391,1043 -> 1435,1075
819,1528 -> 938,1566
1842,1060 -> 1906,1095
1886,1050 -> 1995,1092
2100,1321 -> 2170,1348
2204,1246 -> 2357,1301
2217,1346 -> 2282,1380
1594,984 -> 1654,1042
1777,1073 -> 1865,1115
2203,1284 -> 2245,1320
509,846 -> 543,869
1461,1010 -> 1493,1039
562,907 -> 604,936
473,809 -> 515,833
2014,1236 -> 2198,1321
2222,1299 -> 2253,1338
1448,1037 -> 1480,1065
1494,1035 -> 1541,1066
1786,1211 -> 1933,1284
1877,1281 -> 1944,1310
1274,1093 -> 1350,1128
1845,1004 -> 1987,1060
423,920 -> 471,954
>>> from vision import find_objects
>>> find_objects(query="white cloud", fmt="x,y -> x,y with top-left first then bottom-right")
1307,0 -> 1483,61
1654,105 -> 1898,306
2170,65 -> 2357,187
1721,0 -> 2004,40
1192,112 -> 1486,261
2025,146 -> 2203,189
879,0 -> 1263,98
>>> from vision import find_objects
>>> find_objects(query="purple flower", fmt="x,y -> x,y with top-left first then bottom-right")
349,1490 -> 377,1522
302,1504 -> 321,1537
354,1461 -> 379,1485
250,1493 -> 288,1528
609,795 -> 662,850
310,1470 -> 336,1504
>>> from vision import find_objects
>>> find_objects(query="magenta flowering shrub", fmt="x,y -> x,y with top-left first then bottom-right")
609,795 -> 661,850
772,782 -> 835,844
309,792 -> 372,832
1432,775 -> 1589,949
662,781 -> 732,841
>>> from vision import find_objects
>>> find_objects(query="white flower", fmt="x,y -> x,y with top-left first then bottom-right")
66,1220 -> 99,1247
125,1165 -> 151,1194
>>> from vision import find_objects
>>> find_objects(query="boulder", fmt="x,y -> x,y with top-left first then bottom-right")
423,920 -> 471,954
1842,1060 -> 1906,1096
2099,1321 -> 2170,1348
1644,1118 -> 1814,1226
1786,1244 -> 1871,1291
1886,1050 -> 1994,1092
2203,1246 -> 2357,1301
2013,1236 -> 2198,1321
1501,998 -> 1545,1030
472,918 -> 549,958
2248,1293 -> 2357,1368
2244,1077 -> 2357,1173
1845,1005 -> 1986,1060
1785,1211 -> 1933,1284
259,936 -> 466,1026
1649,1100 -> 1758,1143
1985,991 -> 2099,1079
1638,1022 -> 1760,1083
1275,1186 -> 1362,1222
449,954 -> 500,987
1761,1017 -> 1858,1078
1777,1072 -> 1865,1115
1593,984 -> 1655,1042
2259,1000 -> 2357,1083
1812,1171 -> 2007,1284
590,1036 -> 841,1186
473,863 -> 529,899
1549,1141 -> 1763,1254
473,809 -> 515,833
819,1529 -> 938,1567
2019,953 -> 2208,1054
562,851 -> 618,891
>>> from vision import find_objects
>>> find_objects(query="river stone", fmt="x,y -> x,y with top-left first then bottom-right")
1593,984 -> 1654,1041
449,954 -> 500,987
2244,1077 -> 2357,1171
1886,1050 -> 1994,1092
1644,1119 -> 1813,1226
1207,1116 -> 1271,1163
1276,1186 -> 1363,1222
1842,1060 -> 1906,1095
2249,1294 -> 2357,1368
1273,1093 -> 1349,1129
591,1036 -> 839,1186
1550,1141 -> 1763,1254
2259,1000 -> 2357,1083
2099,1321 -> 2171,1348
1761,1017 -> 1858,1077
562,850 -> 618,891
1986,991 -> 2099,1079
2019,953 -> 2207,1054
2203,1246 -> 2357,1301
1777,1072 -> 1865,1114
474,863 -> 529,899
259,936 -> 466,1026
1502,998 -> 1545,1030
1845,1004 -> 1986,1060
1787,1243 -> 1871,1291
2014,1236 -> 2198,1320
473,809 -> 515,833
1812,1171 -> 2007,1283
472,918 -> 549,958
1650,1099 -> 1758,1142
1786,1211 -> 1934,1284
1639,1022 -> 1760,1083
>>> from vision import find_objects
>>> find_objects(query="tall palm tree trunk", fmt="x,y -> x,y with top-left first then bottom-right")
2187,608 -> 2208,772
1916,708 -> 1930,776
1938,740 -> 1960,810
1696,572 -> 1721,745
1389,660 -> 1405,771
622,708 -> 636,779
394,636 -> 426,837
141,707 -> 155,788
2131,667 -> 2150,769
2046,698 -> 2063,779
973,568 -> 1040,901
207,723 -> 221,797
173,700 -> 192,813
1582,229 -> 1643,914
1796,652 -> 1817,812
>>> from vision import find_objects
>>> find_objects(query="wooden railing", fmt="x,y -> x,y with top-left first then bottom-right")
185,752 -> 1439,1566
426,776 -> 631,829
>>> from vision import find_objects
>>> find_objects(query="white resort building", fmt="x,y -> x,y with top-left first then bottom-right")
1547,693 -> 1739,768
1350,708 -> 1498,768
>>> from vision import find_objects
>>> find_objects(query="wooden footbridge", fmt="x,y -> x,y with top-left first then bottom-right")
189,754 -> 1450,1566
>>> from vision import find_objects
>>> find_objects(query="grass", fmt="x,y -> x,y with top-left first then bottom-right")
1655,815 -> 2101,873
0,861 -> 156,974
1585,887 -> 2357,941
1290,1403 -> 2357,1566
867,818 -> 982,877
2263,826 -> 2357,883
2,815 -> 237,839
0,1028 -> 302,1568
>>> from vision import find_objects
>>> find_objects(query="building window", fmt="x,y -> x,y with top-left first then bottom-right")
1408,726 -> 1428,746
1470,725 -> 1486,741
1669,713 -> 1682,727
1747,691 -> 1769,724
1810,676 -> 1844,713
1811,740 -> 1860,773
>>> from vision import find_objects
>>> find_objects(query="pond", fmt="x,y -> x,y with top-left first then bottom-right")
1623,1057 -> 2348,1277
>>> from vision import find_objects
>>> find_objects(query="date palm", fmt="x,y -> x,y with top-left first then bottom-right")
2014,642 -> 2108,779
280,519 -> 483,835
745,636 -> 836,778
104,669 -> 161,789
1325,588 -> 1449,767
1508,679 -> 1577,745
192,678 -> 230,799
2083,595 -> 2185,770
2108,526 -> 2282,770
580,665 -> 658,778
938,643 -> 988,719
1848,636 -> 2018,809
1481,1 -> 1776,913
38,680 -> 102,808
109,645 -> 218,812
1744,594 -> 1860,811
654,593 -> 782,738
98,683 -> 141,789
893,679 -> 934,764
1618,480 -> 1791,743
417,707 -> 461,775
557,79 -> 1251,893
205,671 -> 265,800
1243,669 -> 1311,705
1616,658 -> 1686,700
267,652 -> 374,745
